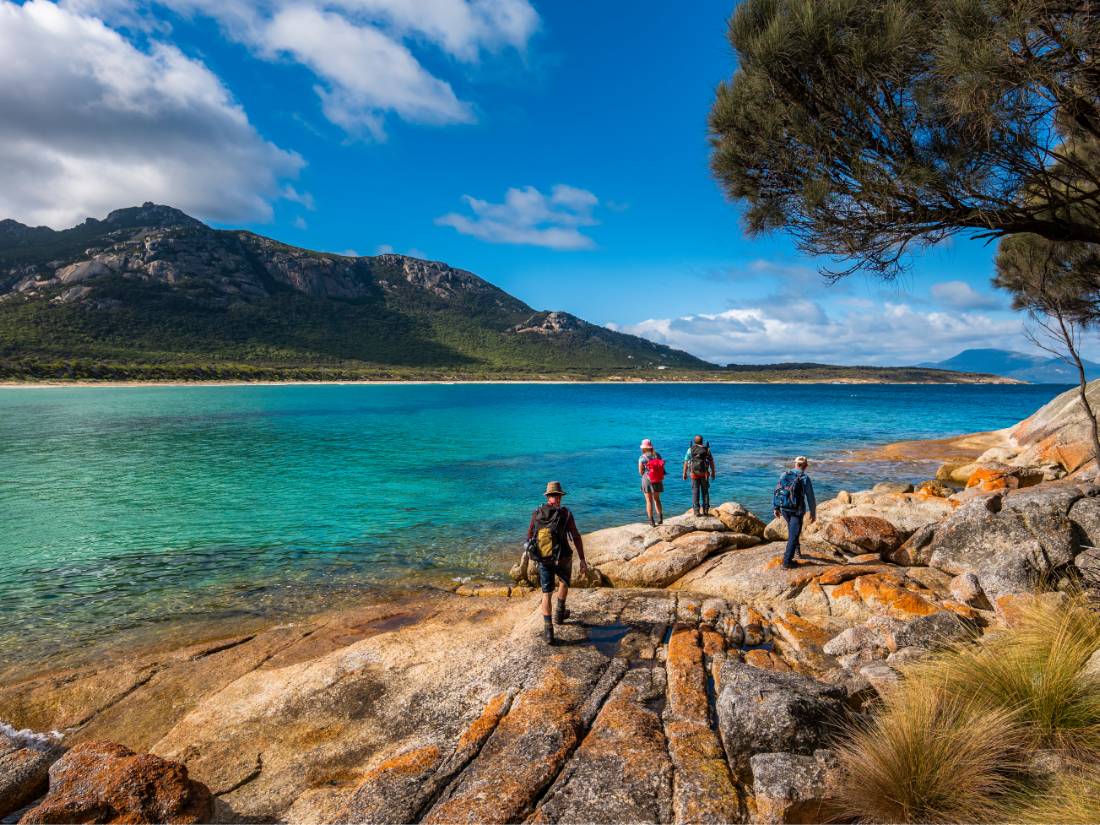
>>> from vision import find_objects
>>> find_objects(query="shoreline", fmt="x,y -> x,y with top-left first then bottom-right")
0,378 -> 1030,389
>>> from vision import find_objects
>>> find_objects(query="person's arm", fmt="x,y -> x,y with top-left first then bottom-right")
682,449 -> 689,480
806,477 -> 817,522
566,512 -> 587,571
709,450 -> 716,480
527,510 -> 537,540
638,456 -> 646,477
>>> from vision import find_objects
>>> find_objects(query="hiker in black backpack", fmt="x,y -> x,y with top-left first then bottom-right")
773,456 -> 817,570
525,481 -> 588,645
682,435 -> 716,516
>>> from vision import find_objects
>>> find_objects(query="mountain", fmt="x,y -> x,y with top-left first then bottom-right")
918,348 -> 1099,384
0,204 -> 710,379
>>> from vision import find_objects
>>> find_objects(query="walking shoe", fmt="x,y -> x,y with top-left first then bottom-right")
649,518 -> 656,528
782,562 -> 797,570
543,618 -> 555,645
554,600 -> 570,625
693,509 -> 700,517
657,515 -> 664,525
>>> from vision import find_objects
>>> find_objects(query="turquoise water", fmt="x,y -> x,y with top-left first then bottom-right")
0,383 -> 1064,663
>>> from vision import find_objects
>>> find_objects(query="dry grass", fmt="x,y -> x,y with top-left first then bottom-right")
834,594 -> 1100,823
834,690 -> 1025,823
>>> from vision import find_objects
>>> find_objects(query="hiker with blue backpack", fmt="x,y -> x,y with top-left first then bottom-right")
773,456 -> 817,569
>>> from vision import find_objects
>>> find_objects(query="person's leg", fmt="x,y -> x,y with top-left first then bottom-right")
538,564 -> 555,643
692,478 -> 701,516
644,491 -> 655,526
653,490 -> 664,524
782,513 -> 803,567
701,478 -> 711,515
553,553 -> 573,624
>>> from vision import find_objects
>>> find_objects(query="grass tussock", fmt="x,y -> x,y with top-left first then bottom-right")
835,594 -> 1100,823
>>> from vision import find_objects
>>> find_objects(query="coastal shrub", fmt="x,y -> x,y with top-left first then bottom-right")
835,595 -> 1100,822
926,596 -> 1100,757
834,689 -> 1025,823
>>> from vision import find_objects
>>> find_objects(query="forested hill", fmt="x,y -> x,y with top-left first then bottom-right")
0,204 -> 709,379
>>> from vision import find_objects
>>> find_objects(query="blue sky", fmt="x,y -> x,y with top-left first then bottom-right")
0,0 -> 1049,365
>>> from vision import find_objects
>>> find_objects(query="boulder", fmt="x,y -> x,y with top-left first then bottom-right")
668,512 -> 730,532
598,531 -> 738,588
715,502 -> 767,536
1001,381 -> 1100,473
859,663 -> 902,694
581,523 -> 649,569
889,522 -> 936,566
0,729 -> 62,818
949,572 -> 986,607
938,461 -> 981,485
808,490 -> 953,538
821,516 -> 903,555
749,750 -> 840,825
20,741 -> 212,824
1075,548 -> 1100,585
916,480 -> 953,498
928,487 -> 1080,600
873,482 -> 914,494
1083,648 -> 1100,679
715,660 -> 846,781
965,464 -> 1044,492
642,523 -> 693,548
1069,495 -> 1100,549
764,517 -> 788,542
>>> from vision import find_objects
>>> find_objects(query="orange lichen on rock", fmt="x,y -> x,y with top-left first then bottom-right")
700,627 -> 726,658
743,649 -> 791,672
771,614 -> 831,656
455,692 -> 510,753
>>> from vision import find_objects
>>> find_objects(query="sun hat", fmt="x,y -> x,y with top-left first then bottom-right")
795,456 -> 809,466
640,438 -> 654,450
544,481 -> 567,497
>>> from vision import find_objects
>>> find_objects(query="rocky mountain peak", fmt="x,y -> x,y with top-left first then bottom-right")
103,203 -> 204,231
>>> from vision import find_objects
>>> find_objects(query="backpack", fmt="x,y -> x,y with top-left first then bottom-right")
528,504 -> 568,565
773,470 -> 804,512
689,442 -> 711,476
646,455 -> 666,482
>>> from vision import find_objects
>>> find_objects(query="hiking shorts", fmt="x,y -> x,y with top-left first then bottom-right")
641,477 -> 664,494
537,550 -> 573,593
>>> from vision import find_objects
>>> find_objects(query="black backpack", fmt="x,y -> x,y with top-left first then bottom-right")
689,442 -> 711,476
528,504 -> 568,565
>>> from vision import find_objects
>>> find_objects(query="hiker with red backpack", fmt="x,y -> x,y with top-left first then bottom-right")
638,439 -> 666,527
773,456 -> 817,570
682,435 -> 716,517
526,481 -> 588,645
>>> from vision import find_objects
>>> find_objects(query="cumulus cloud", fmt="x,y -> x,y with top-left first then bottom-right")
65,0 -> 538,138
436,184 -> 600,250
0,0 -> 303,228
930,279 -> 1006,310
611,302 -> 1024,366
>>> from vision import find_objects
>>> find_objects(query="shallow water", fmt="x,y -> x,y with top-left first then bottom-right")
0,382 -> 1064,663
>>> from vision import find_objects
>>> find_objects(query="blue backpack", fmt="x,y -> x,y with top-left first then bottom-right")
773,470 -> 804,512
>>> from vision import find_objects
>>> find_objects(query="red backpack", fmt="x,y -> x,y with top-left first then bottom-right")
647,455 -> 666,482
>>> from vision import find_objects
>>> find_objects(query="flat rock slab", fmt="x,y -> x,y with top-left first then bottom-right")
530,666 -> 672,825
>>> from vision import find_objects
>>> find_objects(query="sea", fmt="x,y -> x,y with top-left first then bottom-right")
0,382 -> 1067,665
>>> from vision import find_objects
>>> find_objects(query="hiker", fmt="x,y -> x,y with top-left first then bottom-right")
773,456 -> 817,570
682,435 -> 716,516
638,439 -> 666,527
526,481 -> 588,645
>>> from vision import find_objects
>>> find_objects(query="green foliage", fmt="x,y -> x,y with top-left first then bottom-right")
710,0 -> 1100,279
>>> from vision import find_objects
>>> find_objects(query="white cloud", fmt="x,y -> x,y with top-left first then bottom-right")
292,215 -> 308,229
375,243 -> 395,254
611,302 -> 1024,366
262,5 -> 473,139
931,279 -> 1005,310
282,184 -> 316,210
65,0 -> 538,138
436,184 -> 600,250
0,0 -> 302,228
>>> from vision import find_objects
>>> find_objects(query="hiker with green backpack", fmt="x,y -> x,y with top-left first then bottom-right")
682,435 -> 716,516
525,481 -> 588,645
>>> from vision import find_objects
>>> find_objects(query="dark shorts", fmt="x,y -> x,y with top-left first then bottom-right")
537,550 -> 573,593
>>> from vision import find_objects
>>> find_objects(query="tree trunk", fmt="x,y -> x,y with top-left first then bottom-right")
1057,314 -> 1100,476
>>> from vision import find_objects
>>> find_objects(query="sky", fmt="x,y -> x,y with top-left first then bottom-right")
0,0 -> 1057,366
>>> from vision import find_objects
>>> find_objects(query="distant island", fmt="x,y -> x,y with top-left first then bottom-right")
918,348 -> 1098,384
0,204 -> 1016,384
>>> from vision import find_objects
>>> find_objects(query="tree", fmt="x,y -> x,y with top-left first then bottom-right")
995,233 -> 1100,469
709,0 -> 1100,279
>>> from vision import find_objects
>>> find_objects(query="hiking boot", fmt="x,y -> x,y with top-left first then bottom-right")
657,515 -> 664,525
649,518 -> 656,528
693,508 -> 700,517
543,619 -> 555,645
554,600 -> 570,625
782,562 -> 797,570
